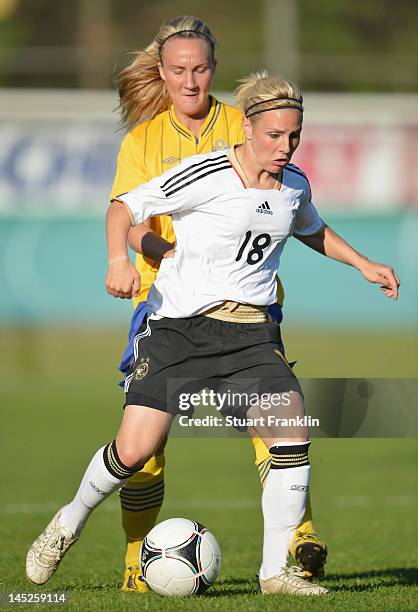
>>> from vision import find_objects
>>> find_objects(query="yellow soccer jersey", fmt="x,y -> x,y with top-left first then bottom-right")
110,96 -> 284,306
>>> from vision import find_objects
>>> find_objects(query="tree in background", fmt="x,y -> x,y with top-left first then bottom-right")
0,0 -> 417,91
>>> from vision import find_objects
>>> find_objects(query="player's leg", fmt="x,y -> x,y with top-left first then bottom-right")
247,393 -> 327,596
119,452 -> 165,593
26,405 -> 172,585
259,309 -> 327,577
118,303 -> 167,592
252,435 -> 327,577
215,310 -> 327,594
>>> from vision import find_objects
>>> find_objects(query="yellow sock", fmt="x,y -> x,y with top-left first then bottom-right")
119,453 -> 165,569
252,436 -> 315,533
299,492 -> 314,533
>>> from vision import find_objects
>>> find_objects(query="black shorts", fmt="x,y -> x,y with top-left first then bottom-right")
125,315 -> 302,417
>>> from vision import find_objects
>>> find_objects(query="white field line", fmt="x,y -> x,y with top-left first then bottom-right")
1,495 -> 414,515
1,499 -> 258,515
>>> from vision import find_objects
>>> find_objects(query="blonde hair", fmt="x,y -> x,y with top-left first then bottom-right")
235,71 -> 303,120
118,16 -> 217,131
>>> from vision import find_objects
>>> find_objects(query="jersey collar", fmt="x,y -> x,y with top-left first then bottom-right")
168,96 -> 221,143
226,146 -> 251,188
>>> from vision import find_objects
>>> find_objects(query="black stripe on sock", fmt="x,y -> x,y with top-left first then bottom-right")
119,484 -> 164,500
103,441 -> 138,480
120,500 -> 163,513
269,442 -> 310,469
119,480 -> 164,496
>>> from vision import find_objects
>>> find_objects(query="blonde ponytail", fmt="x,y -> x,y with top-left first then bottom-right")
118,16 -> 217,131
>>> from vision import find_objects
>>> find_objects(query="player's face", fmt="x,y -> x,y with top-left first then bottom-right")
158,38 -> 216,120
244,109 -> 303,174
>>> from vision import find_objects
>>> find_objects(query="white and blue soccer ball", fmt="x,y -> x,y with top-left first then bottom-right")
140,517 -> 221,597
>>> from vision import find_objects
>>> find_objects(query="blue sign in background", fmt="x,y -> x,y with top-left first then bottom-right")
0,213 -> 416,328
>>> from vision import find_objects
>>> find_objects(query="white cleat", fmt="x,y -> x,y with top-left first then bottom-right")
26,508 -> 78,585
259,565 -> 328,596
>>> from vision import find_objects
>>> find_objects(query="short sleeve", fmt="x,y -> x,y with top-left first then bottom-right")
114,153 -> 227,224
293,187 -> 324,237
109,130 -> 150,200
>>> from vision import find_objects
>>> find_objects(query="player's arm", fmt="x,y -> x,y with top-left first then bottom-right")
127,224 -> 175,261
105,201 -> 140,300
295,224 -> 400,301
118,155 -> 211,224
111,132 -> 175,261
113,154 -> 218,267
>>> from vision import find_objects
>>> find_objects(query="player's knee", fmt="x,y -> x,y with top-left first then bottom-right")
116,441 -> 156,469
292,432 -> 310,443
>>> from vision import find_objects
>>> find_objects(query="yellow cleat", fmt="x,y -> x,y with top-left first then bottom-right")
289,531 -> 328,579
120,565 -> 149,593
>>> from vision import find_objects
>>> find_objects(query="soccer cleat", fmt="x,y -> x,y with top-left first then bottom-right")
290,530 -> 328,578
26,508 -> 78,585
259,565 -> 328,595
120,565 -> 149,593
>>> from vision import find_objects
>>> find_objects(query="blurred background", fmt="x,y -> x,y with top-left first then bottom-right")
1,1 -> 417,600
0,0 -> 417,331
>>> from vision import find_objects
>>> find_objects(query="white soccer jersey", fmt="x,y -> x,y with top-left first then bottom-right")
118,149 -> 324,319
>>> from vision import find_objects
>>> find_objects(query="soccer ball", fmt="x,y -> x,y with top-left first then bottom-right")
140,517 -> 221,597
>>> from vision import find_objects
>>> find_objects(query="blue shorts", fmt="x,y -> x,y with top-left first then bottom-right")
118,302 -> 283,387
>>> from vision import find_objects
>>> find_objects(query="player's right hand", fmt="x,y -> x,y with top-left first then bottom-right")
358,259 -> 400,301
105,259 -> 140,299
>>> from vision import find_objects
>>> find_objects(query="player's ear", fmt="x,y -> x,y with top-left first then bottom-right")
243,116 -> 253,140
158,62 -> 166,82
212,58 -> 217,75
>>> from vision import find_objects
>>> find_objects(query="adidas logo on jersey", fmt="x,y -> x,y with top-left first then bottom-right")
256,201 -> 273,215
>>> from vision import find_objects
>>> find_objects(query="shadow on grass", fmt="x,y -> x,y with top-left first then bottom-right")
199,576 -> 257,597
324,568 -> 418,592
62,568 -> 418,597
62,579 -> 256,596
65,584 -> 117,592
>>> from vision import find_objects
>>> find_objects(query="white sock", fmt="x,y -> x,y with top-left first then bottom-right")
259,442 -> 310,581
59,446 -> 127,536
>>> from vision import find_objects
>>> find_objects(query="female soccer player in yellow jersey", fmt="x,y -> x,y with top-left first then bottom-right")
110,16 -> 326,591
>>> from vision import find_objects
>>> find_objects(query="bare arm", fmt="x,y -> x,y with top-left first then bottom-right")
295,224 -> 400,300
105,201 -> 140,299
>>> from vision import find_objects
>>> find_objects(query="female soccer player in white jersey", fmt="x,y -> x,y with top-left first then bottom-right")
110,15 -> 326,590
26,73 -> 399,596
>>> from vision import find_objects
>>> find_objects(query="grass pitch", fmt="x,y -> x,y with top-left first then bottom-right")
1,327 -> 417,611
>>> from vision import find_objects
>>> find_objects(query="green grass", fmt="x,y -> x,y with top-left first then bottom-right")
1,327 -> 417,611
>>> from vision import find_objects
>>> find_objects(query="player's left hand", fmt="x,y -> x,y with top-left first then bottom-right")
358,259 -> 400,301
